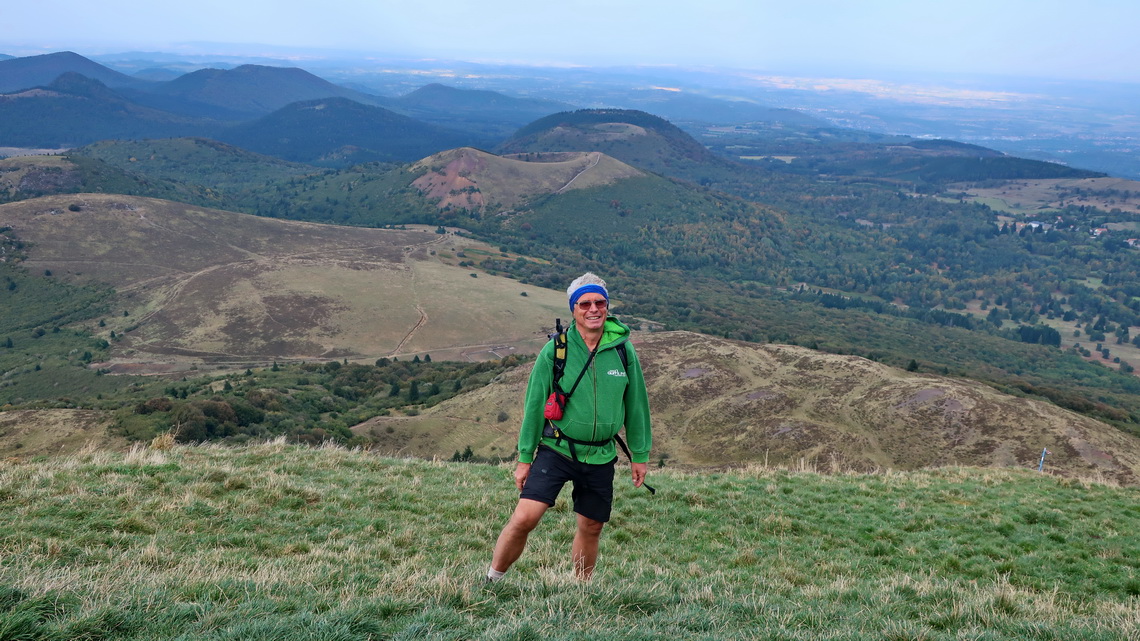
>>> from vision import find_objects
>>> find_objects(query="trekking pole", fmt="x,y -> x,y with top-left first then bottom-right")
1037,448 -> 1050,472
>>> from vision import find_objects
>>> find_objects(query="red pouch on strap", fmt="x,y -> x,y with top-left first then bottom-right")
543,391 -> 567,420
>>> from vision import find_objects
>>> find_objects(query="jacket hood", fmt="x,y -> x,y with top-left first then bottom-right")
569,317 -> 630,350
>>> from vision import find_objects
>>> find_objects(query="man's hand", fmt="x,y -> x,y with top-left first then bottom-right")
631,462 -> 647,488
514,462 -> 532,491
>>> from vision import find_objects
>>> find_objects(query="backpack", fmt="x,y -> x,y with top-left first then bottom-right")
544,318 -> 654,494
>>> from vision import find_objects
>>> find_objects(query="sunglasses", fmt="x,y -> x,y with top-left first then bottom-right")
575,299 -> 608,310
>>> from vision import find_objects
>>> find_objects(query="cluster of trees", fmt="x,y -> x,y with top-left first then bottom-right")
112,356 -> 527,445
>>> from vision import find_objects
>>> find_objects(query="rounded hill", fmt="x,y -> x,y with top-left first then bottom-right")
498,108 -> 731,177
410,147 -> 645,211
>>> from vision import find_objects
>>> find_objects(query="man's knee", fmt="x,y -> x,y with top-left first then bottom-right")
577,516 -> 604,537
507,499 -> 549,533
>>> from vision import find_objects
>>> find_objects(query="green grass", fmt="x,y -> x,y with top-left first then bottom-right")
1,442 -> 1138,640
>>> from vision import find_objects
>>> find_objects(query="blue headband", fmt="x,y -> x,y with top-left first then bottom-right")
569,285 -> 608,312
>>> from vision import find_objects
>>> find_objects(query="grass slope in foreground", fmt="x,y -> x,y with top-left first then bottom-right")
1,442 -> 1138,640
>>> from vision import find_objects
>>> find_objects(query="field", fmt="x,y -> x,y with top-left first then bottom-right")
1,441 -> 1138,640
956,177 -> 1140,217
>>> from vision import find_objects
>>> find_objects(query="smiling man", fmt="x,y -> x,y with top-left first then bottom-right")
486,272 -> 652,582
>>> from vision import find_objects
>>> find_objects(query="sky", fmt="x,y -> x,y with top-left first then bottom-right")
4,0 -> 1140,83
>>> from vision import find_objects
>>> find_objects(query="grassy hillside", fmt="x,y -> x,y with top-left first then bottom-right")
69,138 -> 317,211
0,194 -> 569,377
356,330 -> 1140,483
0,229 -> 137,405
0,153 -> 217,206
0,409 -> 125,456
0,441 -> 1137,640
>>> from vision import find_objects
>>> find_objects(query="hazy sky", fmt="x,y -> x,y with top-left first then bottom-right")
4,0 -> 1139,83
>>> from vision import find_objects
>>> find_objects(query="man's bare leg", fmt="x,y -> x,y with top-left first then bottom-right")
490,498 -> 549,576
571,513 -> 605,581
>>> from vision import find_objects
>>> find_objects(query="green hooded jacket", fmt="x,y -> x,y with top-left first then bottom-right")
517,317 -> 652,465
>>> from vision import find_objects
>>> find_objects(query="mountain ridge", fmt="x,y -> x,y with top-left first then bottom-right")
215,97 -> 486,164
0,50 -> 146,93
143,63 -> 389,116
354,330 -> 1140,483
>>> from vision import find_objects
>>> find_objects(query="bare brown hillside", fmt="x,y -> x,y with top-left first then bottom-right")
411,147 -> 644,211
354,331 -> 1140,483
0,194 -> 568,372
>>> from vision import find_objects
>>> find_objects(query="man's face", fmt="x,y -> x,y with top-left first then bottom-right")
573,294 -> 608,331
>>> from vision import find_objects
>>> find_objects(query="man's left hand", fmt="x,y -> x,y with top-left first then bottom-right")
631,462 -> 647,488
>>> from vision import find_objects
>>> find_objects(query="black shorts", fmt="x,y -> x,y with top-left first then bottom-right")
521,446 -> 617,523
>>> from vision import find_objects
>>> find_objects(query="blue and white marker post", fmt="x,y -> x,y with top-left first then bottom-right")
1037,448 -> 1050,472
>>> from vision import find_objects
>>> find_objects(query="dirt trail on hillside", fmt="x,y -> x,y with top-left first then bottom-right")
556,152 -> 601,194
386,234 -> 453,356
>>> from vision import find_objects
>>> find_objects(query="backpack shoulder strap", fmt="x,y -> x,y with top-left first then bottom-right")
616,342 -> 628,369
551,318 -> 567,388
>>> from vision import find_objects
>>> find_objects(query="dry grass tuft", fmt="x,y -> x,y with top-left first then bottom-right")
149,432 -> 176,451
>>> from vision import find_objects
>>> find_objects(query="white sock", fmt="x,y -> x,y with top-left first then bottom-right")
486,567 -> 506,582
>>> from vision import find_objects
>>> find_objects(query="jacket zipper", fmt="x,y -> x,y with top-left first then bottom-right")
591,352 -> 599,445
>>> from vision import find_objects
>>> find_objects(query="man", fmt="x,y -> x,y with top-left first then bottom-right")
487,272 -> 652,582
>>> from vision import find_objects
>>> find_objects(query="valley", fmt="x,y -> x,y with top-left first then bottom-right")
1,50 -> 1140,484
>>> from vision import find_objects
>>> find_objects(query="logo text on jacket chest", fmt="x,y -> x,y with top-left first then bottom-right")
607,369 -> 627,377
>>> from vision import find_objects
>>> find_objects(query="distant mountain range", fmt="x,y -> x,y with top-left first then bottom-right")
614,88 -> 825,127
0,51 -> 573,163
216,97 -> 485,165
0,72 -> 220,147
134,63 -> 389,117
0,51 -> 145,92
3,51 -> 1140,476
386,83 -> 576,138
0,51 -> 1113,182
